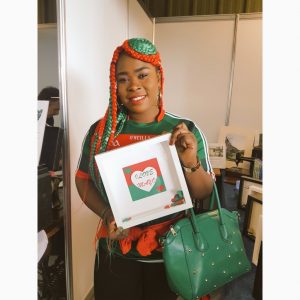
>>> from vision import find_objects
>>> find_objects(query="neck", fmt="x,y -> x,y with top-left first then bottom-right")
128,107 -> 160,123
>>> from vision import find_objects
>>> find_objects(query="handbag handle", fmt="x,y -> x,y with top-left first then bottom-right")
188,183 -> 229,251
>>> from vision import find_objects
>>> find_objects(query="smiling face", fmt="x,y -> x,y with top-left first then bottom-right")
116,53 -> 161,123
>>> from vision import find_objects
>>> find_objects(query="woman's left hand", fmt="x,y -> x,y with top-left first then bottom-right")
169,122 -> 198,167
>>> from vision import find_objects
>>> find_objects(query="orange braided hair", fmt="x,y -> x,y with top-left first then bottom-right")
89,38 -> 164,191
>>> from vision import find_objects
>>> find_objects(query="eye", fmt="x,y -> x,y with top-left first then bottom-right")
138,73 -> 148,79
117,77 -> 128,84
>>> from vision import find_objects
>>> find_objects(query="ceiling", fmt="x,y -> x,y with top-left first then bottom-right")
38,0 -> 56,24
137,0 -> 262,18
38,0 -> 263,25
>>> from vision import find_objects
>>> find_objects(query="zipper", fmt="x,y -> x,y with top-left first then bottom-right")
170,226 -> 177,236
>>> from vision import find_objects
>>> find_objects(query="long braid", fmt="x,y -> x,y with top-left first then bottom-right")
89,38 -> 164,193
108,51 -> 119,147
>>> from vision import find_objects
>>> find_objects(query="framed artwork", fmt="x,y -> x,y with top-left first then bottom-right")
218,126 -> 260,170
243,195 -> 263,240
252,215 -> 262,266
208,143 -> 226,169
95,133 -> 193,229
238,175 -> 262,209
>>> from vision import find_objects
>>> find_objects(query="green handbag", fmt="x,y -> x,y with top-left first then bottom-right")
161,183 -> 251,300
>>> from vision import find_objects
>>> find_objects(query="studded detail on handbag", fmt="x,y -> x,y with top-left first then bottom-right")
161,184 -> 251,300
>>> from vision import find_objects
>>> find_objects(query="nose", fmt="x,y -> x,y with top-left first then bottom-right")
127,77 -> 141,92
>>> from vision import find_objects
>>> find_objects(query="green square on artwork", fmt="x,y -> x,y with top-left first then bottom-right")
124,168 -> 132,174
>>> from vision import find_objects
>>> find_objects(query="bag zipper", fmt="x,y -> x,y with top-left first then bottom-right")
170,225 -> 177,236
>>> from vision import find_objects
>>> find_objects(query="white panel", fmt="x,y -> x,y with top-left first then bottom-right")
38,26 -> 61,127
65,1 -> 127,299
38,26 -> 59,92
229,19 -> 262,133
129,0 -> 153,40
155,20 -> 235,142
64,0 -> 153,299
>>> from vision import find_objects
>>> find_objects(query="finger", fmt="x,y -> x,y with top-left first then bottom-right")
117,228 -> 130,240
176,132 -> 197,150
170,123 -> 190,145
109,226 -> 130,240
175,122 -> 189,130
171,130 -> 191,147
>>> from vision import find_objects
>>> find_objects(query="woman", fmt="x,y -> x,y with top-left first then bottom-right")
75,38 -> 214,300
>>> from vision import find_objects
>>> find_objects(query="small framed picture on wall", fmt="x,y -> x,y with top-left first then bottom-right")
208,143 -> 226,169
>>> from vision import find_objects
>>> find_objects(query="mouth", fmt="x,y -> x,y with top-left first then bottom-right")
128,95 -> 146,105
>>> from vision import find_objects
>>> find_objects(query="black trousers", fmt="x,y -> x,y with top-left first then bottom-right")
94,246 -> 177,300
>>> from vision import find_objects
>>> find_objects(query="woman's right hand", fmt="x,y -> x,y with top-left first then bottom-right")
104,209 -> 130,240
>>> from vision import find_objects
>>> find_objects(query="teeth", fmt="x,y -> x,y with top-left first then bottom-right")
131,96 -> 145,101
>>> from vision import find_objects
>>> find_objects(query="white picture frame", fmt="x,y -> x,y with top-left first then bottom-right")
208,143 -> 226,169
95,133 -> 193,229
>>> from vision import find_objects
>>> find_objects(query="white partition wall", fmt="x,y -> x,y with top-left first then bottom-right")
156,19 -> 234,142
38,24 -> 61,127
38,25 -> 59,92
128,0 -> 153,39
229,18 -> 262,132
63,1 -> 152,299
155,15 -> 262,142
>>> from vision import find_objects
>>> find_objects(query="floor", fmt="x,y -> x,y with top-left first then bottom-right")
38,229 -> 67,299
